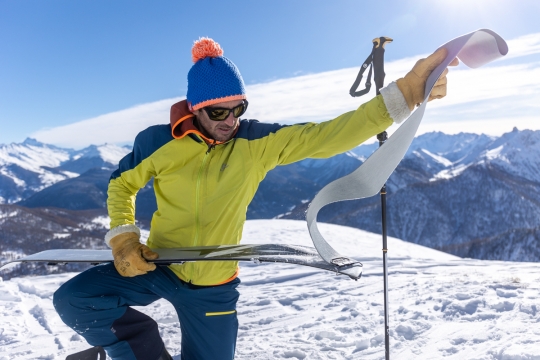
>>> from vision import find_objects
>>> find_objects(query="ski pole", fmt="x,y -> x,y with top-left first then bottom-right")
350,36 -> 393,360
373,36 -> 392,360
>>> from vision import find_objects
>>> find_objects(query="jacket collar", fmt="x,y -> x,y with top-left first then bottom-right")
170,99 -> 238,145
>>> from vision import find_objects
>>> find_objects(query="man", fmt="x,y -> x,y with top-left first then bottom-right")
54,38 -> 457,359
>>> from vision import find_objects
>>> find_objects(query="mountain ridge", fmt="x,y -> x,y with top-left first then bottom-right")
1,129 -> 539,265
0,138 -> 129,204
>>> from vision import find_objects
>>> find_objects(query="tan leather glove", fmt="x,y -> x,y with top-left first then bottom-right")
109,232 -> 159,277
396,47 -> 459,111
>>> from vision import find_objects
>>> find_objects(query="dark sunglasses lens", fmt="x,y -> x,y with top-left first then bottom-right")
233,102 -> 248,118
205,101 -> 248,121
209,109 -> 229,121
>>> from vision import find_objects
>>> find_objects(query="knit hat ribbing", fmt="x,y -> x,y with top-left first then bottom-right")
187,38 -> 246,111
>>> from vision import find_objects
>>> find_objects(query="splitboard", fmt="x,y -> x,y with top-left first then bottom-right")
0,244 -> 362,279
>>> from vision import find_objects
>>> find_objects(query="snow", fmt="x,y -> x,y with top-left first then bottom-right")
38,172 -> 76,189
73,144 -> 130,165
432,163 -> 471,181
60,170 -> 79,178
484,130 -> 540,183
357,129 -> 540,185
0,140 -> 130,203
0,140 -> 129,173
0,250 -> 25,265
0,141 -> 71,172
52,233 -> 70,239
79,216 -> 110,231
418,149 -> 453,167
0,210 -> 18,219
96,144 -> 130,164
485,145 -> 505,161
0,168 -> 27,188
1,219 -> 539,359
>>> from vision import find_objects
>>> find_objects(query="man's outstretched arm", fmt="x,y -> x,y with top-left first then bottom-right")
254,48 -> 458,170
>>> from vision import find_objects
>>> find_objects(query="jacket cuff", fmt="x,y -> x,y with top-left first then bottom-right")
380,82 -> 411,124
104,224 -> 140,248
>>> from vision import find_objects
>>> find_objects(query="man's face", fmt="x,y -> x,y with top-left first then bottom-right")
193,99 -> 243,143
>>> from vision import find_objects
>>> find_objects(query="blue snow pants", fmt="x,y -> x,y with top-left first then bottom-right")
53,263 -> 240,360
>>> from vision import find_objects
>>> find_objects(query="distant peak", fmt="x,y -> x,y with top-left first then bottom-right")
22,138 -> 44,146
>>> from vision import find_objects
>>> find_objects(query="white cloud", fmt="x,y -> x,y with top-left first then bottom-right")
32,33 -> 540,148
32,98 -> 181,149
504,32 -> 540,59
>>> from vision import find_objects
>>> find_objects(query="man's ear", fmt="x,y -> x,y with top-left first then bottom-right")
192,109 -> 201,127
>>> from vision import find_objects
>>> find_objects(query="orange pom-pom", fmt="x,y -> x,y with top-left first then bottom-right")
191,37 -> 224,63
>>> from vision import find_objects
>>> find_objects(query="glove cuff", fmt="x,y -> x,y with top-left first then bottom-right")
380,81 -> 411,124
105,224 -> 141,248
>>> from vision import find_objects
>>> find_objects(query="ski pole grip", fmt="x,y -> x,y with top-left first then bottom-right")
373,37 -> 393,49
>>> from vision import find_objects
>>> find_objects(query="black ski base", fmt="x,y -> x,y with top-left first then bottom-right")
66,346 -> 105,360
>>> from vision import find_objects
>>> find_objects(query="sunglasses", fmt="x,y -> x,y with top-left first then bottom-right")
203,100 -> 249,121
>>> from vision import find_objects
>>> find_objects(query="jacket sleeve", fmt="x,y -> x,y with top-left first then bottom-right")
256,94 -> 393,171
107,137 -> 157,229
107,125 -> 173,230
107,158 -> 155,229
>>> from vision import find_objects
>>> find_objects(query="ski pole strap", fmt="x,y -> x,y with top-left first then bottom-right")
349,47 -> 374,97
307,29 -> 508,271
350,37 -> 393,97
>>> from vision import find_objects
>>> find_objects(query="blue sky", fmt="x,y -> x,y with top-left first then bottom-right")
1,0 -> 540,147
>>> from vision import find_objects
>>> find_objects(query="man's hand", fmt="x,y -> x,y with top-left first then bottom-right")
396,48 -> 459,111
109,232 -> 159,277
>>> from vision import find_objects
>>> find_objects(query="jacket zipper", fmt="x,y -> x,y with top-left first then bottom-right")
191,142 -> 214,280
194,153 -> 210,246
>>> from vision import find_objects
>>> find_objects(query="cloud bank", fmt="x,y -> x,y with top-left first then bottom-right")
32,33 -> 540,148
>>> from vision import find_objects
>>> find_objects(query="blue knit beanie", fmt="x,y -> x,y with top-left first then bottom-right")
187,38 -> 246,111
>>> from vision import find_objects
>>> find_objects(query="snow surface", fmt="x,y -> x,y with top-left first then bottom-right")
1,219 -> 539,359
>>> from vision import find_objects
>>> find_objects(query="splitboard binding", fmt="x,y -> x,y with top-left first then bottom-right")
0,244 -> 363,280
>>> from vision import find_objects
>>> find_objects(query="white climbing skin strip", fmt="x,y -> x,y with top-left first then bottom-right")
306,29 -> 509,270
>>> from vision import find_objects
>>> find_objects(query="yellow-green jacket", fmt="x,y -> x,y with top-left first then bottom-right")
107,95 -> 393,285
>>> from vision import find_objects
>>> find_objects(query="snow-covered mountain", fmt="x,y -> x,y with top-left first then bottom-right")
1,220 -> 539,359
1,129 -> 539,263
477,128 -> 540,183
0,139 -> 130,204
400,128 -> 540,185
282,128 -> 540,261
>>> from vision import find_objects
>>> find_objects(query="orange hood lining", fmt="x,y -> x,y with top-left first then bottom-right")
170,99 -> 238,145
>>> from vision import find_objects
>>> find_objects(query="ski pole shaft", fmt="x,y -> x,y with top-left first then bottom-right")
349,36 -> 392,360
373,36 -> 392,360
377,132 -> 390,360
